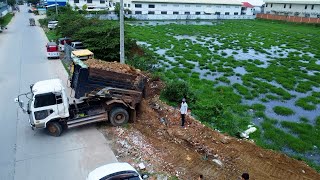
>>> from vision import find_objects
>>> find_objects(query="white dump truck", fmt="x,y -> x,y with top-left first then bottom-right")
15,59 -> 145,136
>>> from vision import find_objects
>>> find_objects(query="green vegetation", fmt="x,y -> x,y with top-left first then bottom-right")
273,106 -> 295,116
0,13 -> 14,27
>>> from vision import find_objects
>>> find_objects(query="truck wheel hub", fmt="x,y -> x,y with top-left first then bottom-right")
116,114 -> 124,121
48,125 -> 57,133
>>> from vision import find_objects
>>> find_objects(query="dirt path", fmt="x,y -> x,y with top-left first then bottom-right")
100,79 -> 320,180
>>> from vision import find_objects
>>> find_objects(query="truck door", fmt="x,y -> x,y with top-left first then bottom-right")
32,92 -> 66,128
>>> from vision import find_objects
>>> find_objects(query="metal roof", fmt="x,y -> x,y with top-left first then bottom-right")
264,0 -> 320,4
131,0 -> 243,5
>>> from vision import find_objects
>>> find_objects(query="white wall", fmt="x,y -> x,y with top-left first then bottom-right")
86,13 -> 256,20
68,0 -> 111,10
264,3 -> 320,18
130,2 -> 241,15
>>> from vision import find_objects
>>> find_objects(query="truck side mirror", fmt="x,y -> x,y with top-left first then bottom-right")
14,98 -> 19,103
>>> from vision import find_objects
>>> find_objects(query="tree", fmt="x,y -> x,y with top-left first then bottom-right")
7,0 -> 16,7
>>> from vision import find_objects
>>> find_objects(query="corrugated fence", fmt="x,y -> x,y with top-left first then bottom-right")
256,13 -> 320,24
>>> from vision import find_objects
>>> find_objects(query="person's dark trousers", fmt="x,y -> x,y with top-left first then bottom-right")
181,114 -> 185,127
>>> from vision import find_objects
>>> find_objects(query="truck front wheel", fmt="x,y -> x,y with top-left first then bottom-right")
109,107 -> 129,126
46,122 -> 63,137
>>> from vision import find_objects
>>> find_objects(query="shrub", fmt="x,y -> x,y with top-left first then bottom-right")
161,80 -> 197,104
273,106 -> 295,116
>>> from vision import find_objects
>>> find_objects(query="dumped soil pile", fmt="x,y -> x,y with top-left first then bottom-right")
85,59 -> 141,75
100,78 -> 320,180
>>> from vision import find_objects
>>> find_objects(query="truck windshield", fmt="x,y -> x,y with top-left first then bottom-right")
34,93 -> 62,108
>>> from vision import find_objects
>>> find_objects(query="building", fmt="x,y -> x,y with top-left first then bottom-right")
263,0 -> 320,18
68,0 -> 244,15
128,0 -> 242,15
242,2 -> 254,15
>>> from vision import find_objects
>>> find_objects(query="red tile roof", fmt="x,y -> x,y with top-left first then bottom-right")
242,2 -> 254,8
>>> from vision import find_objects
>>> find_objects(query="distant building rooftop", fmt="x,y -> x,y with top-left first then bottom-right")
242,2 -> 254,7
264,0 -> 320,5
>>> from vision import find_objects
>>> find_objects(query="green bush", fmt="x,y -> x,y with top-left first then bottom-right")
161,80 -> 197,105
273,106 -> 295,116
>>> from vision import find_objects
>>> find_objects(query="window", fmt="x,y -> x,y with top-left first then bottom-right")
161,11 -> 167,14
266,3 -> 268,7
87,0 -> 92,3
289,4 -> 292,8
266,11 -> 270,14
215,12 -> 220,15
185,5 -> 190,7
196,5 -> 201,7
34,93 -> 62,108
225,12 -> 230,15
100,0 -> 105,4
149,4 -> 155,8
148,11 -> 155,14
173,11 -> 179,14
216,5 -> 221,8
173,4 -> 179,7
207,5 -> 211,7
225,5 -> 230,8
135,4 -> 142,8
185,12 -> 190,15
311,5 -> 314,10
135,11 -> 142,14
195,12 -> 201,15
234,12 -> 238,15
124,3 -> 126,7
305,5 -> 307,9
271,3 -> 273,7
305,13 -> 310,17
74,0 -> 79,3
128,4 -> 130,7
284,4 -> 286,8
161,4 -> 167,7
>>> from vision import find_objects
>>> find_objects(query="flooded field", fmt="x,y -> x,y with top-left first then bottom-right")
128,20 -> 320,170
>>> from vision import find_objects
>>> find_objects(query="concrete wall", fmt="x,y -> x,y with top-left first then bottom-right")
86,14 -> 255,20
264,3 -> 320,18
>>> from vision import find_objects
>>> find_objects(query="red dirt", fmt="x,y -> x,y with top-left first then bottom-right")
100,78 -> 320,180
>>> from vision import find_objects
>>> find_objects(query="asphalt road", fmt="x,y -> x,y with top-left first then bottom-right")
0,5 -> 117,180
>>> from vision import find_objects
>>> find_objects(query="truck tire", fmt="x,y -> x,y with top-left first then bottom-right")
46,122 -> 63,137
109,107 -> 129,126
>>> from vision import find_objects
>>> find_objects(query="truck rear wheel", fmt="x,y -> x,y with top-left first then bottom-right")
46,122 -> 63,137
109,107 -> 129,126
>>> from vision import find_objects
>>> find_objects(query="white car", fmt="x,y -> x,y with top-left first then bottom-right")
71,41 -> 85,50
48,21 -> 58,30
87,163 -> 145,180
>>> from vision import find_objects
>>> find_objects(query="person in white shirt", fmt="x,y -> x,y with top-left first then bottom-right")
180,98 -> 188,127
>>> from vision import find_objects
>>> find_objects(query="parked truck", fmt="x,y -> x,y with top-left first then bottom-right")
15,59 -> 145,136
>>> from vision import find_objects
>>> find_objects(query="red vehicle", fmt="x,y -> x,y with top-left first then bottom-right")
46,42 -> 60,59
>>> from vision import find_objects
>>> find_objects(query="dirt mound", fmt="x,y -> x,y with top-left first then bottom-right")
100,78 -> 320,180
85,59 -> 141,75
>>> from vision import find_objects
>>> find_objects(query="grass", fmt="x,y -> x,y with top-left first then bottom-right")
45,30 -> 60,42
0,13 -> 14,27
273,106 -> 295,116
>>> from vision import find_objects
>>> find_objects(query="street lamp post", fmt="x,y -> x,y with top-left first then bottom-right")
119,0 -> 125,64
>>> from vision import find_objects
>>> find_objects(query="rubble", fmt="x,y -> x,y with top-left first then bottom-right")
98,77 -> 320,180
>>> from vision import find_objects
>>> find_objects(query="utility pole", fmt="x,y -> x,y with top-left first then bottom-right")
55,0 -> 58,15
119,0 -> 125,64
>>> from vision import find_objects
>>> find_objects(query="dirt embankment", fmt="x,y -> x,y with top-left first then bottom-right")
100,78 -> 320,180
